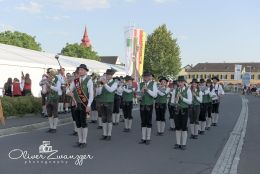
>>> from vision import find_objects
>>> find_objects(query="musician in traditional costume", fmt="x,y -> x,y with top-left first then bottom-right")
174,76 -> 192,150
189,79 -> 202,139
211,76 -> 225,126
138,71 -> 158,145
57,68 -> 66,114
90,73 -> 99,124
122,75 -> 135,132
199,79 -> 215,135
205,79 -> 216,130
67,70 -> 78,136
98,69 -> 117,141
112,77 -> 123,125
95,77 -> 103,129
67,64 -> 94,148
155,77 -> 170,136
168,80 -> 178,131
46,69 -> 61,133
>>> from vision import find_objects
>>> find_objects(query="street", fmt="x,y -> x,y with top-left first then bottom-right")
0,94 -> 259,174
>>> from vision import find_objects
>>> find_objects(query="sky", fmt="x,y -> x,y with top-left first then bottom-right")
0,0 -> 259,67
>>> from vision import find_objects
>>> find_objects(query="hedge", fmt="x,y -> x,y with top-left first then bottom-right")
1,96 -> 42,117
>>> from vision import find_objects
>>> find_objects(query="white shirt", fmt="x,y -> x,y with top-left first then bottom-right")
179,86 -> 192,105
115,85 -> 124,96
67,75 -> 94,107
123,85 -> 135,93
170,88 -> 177,104
50,78 -> 61,93
212,83 -> 225,100
193,89 -> 203,103
137,80 -> 158,98
158,87 -> 170,96
103,79 -> 118,93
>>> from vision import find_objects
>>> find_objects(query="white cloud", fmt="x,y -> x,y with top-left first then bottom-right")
54,0 -> 110,11
45,15 -> 70,21
0,24 -> 15,32
16,1 -> 41,13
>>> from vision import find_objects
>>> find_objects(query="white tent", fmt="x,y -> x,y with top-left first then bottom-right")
0,43 -> 126,97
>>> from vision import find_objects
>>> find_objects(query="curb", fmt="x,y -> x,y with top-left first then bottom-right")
0,117 -> 72,137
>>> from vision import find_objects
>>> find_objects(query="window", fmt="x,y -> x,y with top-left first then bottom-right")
251,75 -> 255,80
258,74 -> 260,80
231,74 -> 234,80
188,75 -> 191,79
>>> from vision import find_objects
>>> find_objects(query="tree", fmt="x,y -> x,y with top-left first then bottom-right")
61,43 -> 100,61
144,24 -> 181,78
0,31 -> 42,51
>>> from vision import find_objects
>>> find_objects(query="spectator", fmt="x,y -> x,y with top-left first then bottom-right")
23,73 -> 32,96
3,78 -> 12,97
39,73 -> 49,117
12,78 -> 23,97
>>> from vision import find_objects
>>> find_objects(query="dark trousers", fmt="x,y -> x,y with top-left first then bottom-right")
199,103 -> 209,121
71,105 -> 76,121
100,102 -> 113,123
46,100 -> 58,118
122,101 -> 133,119
212,101 -> 219,113
175,108 -> 189,131
74,103 -> 87,128
155,103 -> 166,121
113,94 -> 121,113
140,105 -> 153,128
168,104 -> 177,119
190,105 -> 200,124
207,102 -> 212,118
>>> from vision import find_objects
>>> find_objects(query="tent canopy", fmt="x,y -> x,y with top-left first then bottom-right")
0,43 -> 126,96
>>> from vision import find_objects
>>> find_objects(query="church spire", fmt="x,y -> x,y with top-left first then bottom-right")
81,26 -> 91,47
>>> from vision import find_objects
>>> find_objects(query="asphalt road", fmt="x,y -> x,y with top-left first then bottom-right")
0,94 -> 248,174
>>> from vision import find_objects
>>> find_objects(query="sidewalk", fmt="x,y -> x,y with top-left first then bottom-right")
0,113 -> 72,137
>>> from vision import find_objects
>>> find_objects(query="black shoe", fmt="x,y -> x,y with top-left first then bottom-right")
194,135 -> 198,139
51,129 -> 57,133
190,135 -> 194,139
181,145 -> 187,150
80,143 -> 87,148
106,136 -> 111,141
100,136 -> 107,140
169,128 -> 174,131
113,123 -> 116,126
205,127 -> 210,131
44,114 -> 48,118
72,131 -> 77,136
156,132 -> 161,136
145,140 -> 151,145
46,129 -> 53,133
139,139 -> 146,144
73,142 -> 81,148
160,132 -> 164,136
97,126 -> 102,129
174,144 -> 181,149
200,131 -> 205,135
123,128 -> 128,132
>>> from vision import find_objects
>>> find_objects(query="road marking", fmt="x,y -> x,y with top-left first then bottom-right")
211,96 -> 248,174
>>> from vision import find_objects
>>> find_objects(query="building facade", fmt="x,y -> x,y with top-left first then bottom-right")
183,63 -> 260,85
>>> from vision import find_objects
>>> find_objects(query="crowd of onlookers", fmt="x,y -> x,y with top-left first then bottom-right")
2,73 -> 32,97
242,84 -> 260,96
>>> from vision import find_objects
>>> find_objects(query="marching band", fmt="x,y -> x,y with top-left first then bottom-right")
40,65 -> 225,149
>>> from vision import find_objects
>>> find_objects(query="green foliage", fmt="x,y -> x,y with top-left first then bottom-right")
144,24 -> 181,78
0,31 -> 42,51
61,43 -> 100,61
1,96 -> 41,117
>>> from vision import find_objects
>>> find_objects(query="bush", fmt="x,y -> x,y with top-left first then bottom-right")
0,96 -> 42,117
